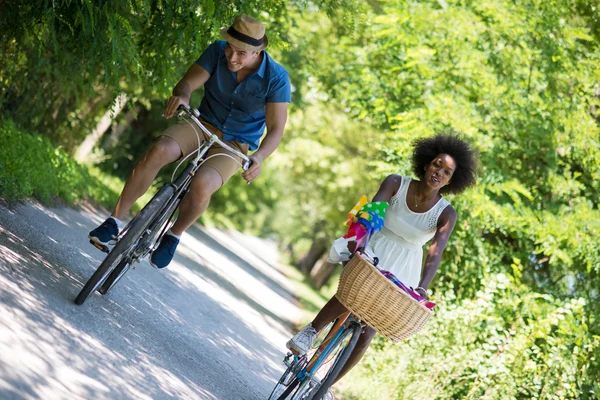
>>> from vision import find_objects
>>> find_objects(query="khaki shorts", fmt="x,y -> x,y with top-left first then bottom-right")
159,119 -> 249,186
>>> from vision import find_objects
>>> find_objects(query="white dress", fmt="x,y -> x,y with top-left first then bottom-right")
366,176 -> 451,288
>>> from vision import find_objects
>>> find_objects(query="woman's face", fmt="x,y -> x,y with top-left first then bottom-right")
424,153 -> 456,190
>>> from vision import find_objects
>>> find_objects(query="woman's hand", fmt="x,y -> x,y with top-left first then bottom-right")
346,240 -> 358,253
415,286 -> 429,300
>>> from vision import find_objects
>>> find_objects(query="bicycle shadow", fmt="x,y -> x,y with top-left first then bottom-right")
0,200 -> 299,400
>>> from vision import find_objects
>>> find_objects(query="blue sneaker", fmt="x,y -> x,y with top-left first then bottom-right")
150,234 -> 180,269
89,218 -> 119,248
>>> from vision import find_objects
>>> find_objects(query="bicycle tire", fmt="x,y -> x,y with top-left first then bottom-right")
74,184 -> 175,305
310,322 -> 362,400
98,193 -> 181,296
98,258 -> 131,295
288,322 -> 355,400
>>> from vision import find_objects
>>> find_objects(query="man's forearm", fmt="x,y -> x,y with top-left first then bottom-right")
172,79 -> 192,100
253,128 -> 284,160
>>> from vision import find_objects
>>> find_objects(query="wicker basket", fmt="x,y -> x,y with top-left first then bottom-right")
335,252 -> 434,342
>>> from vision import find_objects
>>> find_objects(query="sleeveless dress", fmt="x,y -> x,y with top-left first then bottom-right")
366,176 -> 451,288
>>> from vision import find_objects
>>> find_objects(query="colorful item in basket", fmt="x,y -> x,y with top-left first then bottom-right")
380,270 -> 436,310
345,195 -> 369,226
329,198 -> 390,264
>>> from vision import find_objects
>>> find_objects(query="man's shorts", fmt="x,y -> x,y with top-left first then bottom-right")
159,118 -> 249,186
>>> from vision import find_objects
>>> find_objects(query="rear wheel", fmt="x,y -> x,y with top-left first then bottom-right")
74,185 -> 174,305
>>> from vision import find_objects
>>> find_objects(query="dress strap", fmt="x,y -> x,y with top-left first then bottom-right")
390,176 -> 410,206
427,197 -> 451,231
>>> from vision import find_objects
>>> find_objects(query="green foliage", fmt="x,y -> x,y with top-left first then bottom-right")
0,120 -> 119,207
281,0 -> 600,304
343,274 -> 600,400
2,0 -> 599,397
0,0 -> 293,149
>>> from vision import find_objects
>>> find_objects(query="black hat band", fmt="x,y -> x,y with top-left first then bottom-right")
227,27 -> 265,47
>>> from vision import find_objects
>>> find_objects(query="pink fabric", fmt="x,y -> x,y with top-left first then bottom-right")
380,270 -> 436,310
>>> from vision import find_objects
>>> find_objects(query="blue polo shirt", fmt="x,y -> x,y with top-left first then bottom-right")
196,40 -> 291,150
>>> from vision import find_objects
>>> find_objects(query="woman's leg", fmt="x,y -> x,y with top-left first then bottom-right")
311,296 -> 349,331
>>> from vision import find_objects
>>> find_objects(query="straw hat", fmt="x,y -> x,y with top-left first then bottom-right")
220,15 -> 268,51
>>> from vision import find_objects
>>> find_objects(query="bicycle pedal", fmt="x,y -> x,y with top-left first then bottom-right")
89,240 -> 109,253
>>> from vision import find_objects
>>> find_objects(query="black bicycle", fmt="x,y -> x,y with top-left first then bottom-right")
75,106 -> 251,305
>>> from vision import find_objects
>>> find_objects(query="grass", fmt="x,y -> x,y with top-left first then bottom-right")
0,119 -> 158,212
0,120 -> 120,207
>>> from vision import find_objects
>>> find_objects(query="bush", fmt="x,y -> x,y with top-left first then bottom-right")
0,120 -> 119,206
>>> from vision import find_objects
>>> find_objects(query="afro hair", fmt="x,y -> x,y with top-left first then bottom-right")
411,131 -> 478,194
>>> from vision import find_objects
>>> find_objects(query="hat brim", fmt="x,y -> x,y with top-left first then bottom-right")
220,27 -> 268,51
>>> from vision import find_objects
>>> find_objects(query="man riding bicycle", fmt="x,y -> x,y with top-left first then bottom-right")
89,15 -> 291,268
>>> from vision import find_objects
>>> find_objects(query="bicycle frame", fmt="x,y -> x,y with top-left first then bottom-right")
304,311 -> 352,374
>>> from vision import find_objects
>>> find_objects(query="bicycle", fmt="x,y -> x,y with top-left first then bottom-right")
75,106 -> 251,305
269,242 -> 434,400
267,251 -> 381,399
268,310 -> 362,400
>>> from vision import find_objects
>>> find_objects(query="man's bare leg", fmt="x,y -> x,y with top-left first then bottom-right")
170,166 -> 223,235
112,137 -> 181,220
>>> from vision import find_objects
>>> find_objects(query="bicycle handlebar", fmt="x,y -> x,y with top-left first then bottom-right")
176,105 -> 252,171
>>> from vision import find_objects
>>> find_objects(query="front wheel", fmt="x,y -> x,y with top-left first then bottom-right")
98,258 -> 131,295
74,185 -> 174,305
308,322 -> 362,399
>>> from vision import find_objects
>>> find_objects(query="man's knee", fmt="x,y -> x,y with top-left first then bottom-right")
145,137 -> 181,166
187,167 -> 222,202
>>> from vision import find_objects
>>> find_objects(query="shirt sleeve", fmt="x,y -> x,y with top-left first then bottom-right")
195,41 -> 221,75
267,72 -> 292,103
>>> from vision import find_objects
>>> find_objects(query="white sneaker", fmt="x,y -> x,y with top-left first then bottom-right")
286,324 -> 318,355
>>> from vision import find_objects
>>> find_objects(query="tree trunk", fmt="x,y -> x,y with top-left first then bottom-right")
74,93 -> 128,162
103,104 -> 141,150
310,255 -> 339,290
299,236 -> 329,275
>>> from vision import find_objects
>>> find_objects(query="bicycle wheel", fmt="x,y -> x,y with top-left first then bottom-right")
285,321 -> 359,400
74,184 -> 175,305
267,354 -> 305,400
270,321 -> 336,400
98,258 -> 131,295
309,321 -> 362,399
98,194 -> 180,296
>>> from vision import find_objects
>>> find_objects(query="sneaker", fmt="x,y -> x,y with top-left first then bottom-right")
89,218 -> 119,246
286,324 -> 318,355
150,234 -> 180,269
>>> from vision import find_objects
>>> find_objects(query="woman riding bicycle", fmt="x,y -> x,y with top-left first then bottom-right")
286,132 -> 478,394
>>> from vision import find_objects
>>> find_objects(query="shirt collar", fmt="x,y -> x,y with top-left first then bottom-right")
254,51 -> 267,78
